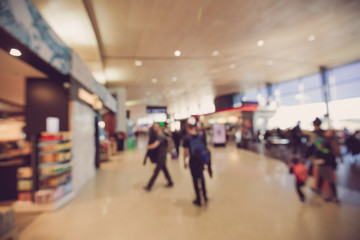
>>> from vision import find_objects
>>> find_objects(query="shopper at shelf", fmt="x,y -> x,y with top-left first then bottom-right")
144,123 -> 173,191
183,122 -> 212,206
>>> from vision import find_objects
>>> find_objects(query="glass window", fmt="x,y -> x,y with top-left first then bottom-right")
243,90 -> 258,102
303,89 -> 324,104
301,73 -> 322,91
330,80 -> 360,100
330,62 -> 360,84
277,79 -> 299,95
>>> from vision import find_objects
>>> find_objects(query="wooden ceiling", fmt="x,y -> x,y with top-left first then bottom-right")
32,0 -> 360,116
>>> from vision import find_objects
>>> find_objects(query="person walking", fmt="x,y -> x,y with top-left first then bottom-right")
311,129 -> 340,203
291,121 -> 303,156
183,124 -> 212,206
144,123 -> 173,191
290,157 -> 308,202
143,126 -> 158,165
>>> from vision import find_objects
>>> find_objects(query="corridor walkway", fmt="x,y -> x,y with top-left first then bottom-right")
19,144 -> 360,240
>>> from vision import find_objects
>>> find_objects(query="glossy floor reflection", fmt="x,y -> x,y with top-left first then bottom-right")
19,143 -> 360,240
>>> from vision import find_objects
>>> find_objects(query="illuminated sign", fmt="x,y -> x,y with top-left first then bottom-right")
78,88 -> 103,110
213,124 -> 226,144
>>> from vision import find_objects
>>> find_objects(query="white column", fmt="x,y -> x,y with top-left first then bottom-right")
115,88 -> 127,132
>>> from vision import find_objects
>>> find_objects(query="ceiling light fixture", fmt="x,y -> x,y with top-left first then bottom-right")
134,60 -> 143,66
257,40 -> 264,47
230,64 -> 236,69
174,50 -> 181,56
151,78 -> 158,83
172,77 -> 178,82
63,82 -> 70,89
308,35 -> 316,42
212,50 -> 219,57
9,48 -> 21,57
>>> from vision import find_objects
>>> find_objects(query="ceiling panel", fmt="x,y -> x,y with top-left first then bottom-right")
33,0 -> 360,116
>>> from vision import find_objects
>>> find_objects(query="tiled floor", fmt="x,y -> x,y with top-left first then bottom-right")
19,143 -> 360,240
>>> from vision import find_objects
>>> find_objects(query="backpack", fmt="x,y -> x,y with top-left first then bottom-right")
188,134 -> 210,165
144,127 -> 159,164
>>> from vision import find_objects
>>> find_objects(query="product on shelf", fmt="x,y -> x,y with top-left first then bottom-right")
34,182 -> 72,204
17,179 -> 32,191
17,167 -> 33,179
17,192 -> 32,201
40,132 -> 72,142
34,190 -> 54,204
39,163 -> 71,176
41,151 -> 71,164
40,171 -> 71,188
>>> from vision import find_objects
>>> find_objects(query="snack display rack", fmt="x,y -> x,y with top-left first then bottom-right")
14,132 -> 75,212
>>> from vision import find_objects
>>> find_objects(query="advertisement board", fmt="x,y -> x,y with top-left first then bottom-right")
212,124 -> 226,146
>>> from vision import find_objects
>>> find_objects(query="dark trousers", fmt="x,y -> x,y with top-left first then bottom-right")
191,166 -> 207,201
317,175 -> 338,198
146,163 -> 172,189
296,181 -> 305,201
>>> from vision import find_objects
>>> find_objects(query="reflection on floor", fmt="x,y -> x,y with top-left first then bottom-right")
18,143 -> 360,240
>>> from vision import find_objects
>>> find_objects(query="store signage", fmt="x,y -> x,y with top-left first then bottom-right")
146,106 -> 167,114
78,88 -> 103,110
46,117 -> 59,133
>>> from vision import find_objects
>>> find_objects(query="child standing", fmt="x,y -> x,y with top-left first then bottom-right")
291,157 -> 308,202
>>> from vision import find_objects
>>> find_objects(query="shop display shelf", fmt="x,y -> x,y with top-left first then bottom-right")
0,153 -> 30,161
17,190 -> 33,193
0,159 -> 27,167
38,139 -> 71,147
39,148 -> 71,156
16,177 -> 32,180
39,168 -> 72,180
13,191 -> 76,212
39,176 -> 72,189
39,159 -> 71,167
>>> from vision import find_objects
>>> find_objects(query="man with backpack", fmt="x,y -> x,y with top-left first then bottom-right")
143,126 -> 158,165
183,123 -> 212,206
144,123 -> 173,191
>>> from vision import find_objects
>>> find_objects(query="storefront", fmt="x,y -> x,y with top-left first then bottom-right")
0,0 -> 117,210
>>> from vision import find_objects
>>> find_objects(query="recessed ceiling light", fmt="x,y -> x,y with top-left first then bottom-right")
174,50 -> 181,56
267,60 -> 273,66
151,78 -> 158,83
257,40 -> 264,47
230,64 -> 236,69
212,50 -> 219,57
172,77 -> 178,82
63,82 -> 70,88
9,48 -> 21,57
308,35 -> 316,42
134,60 -> 143,66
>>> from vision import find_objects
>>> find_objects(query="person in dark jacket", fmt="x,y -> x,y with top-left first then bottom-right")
144,123 -> 173,191
143,126 -> 158,165
183,124 -> 212,206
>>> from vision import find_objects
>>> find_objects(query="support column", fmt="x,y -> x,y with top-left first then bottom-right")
115,88 -> 127,133
265,82 -> 273,105
320,66 -> 331,126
